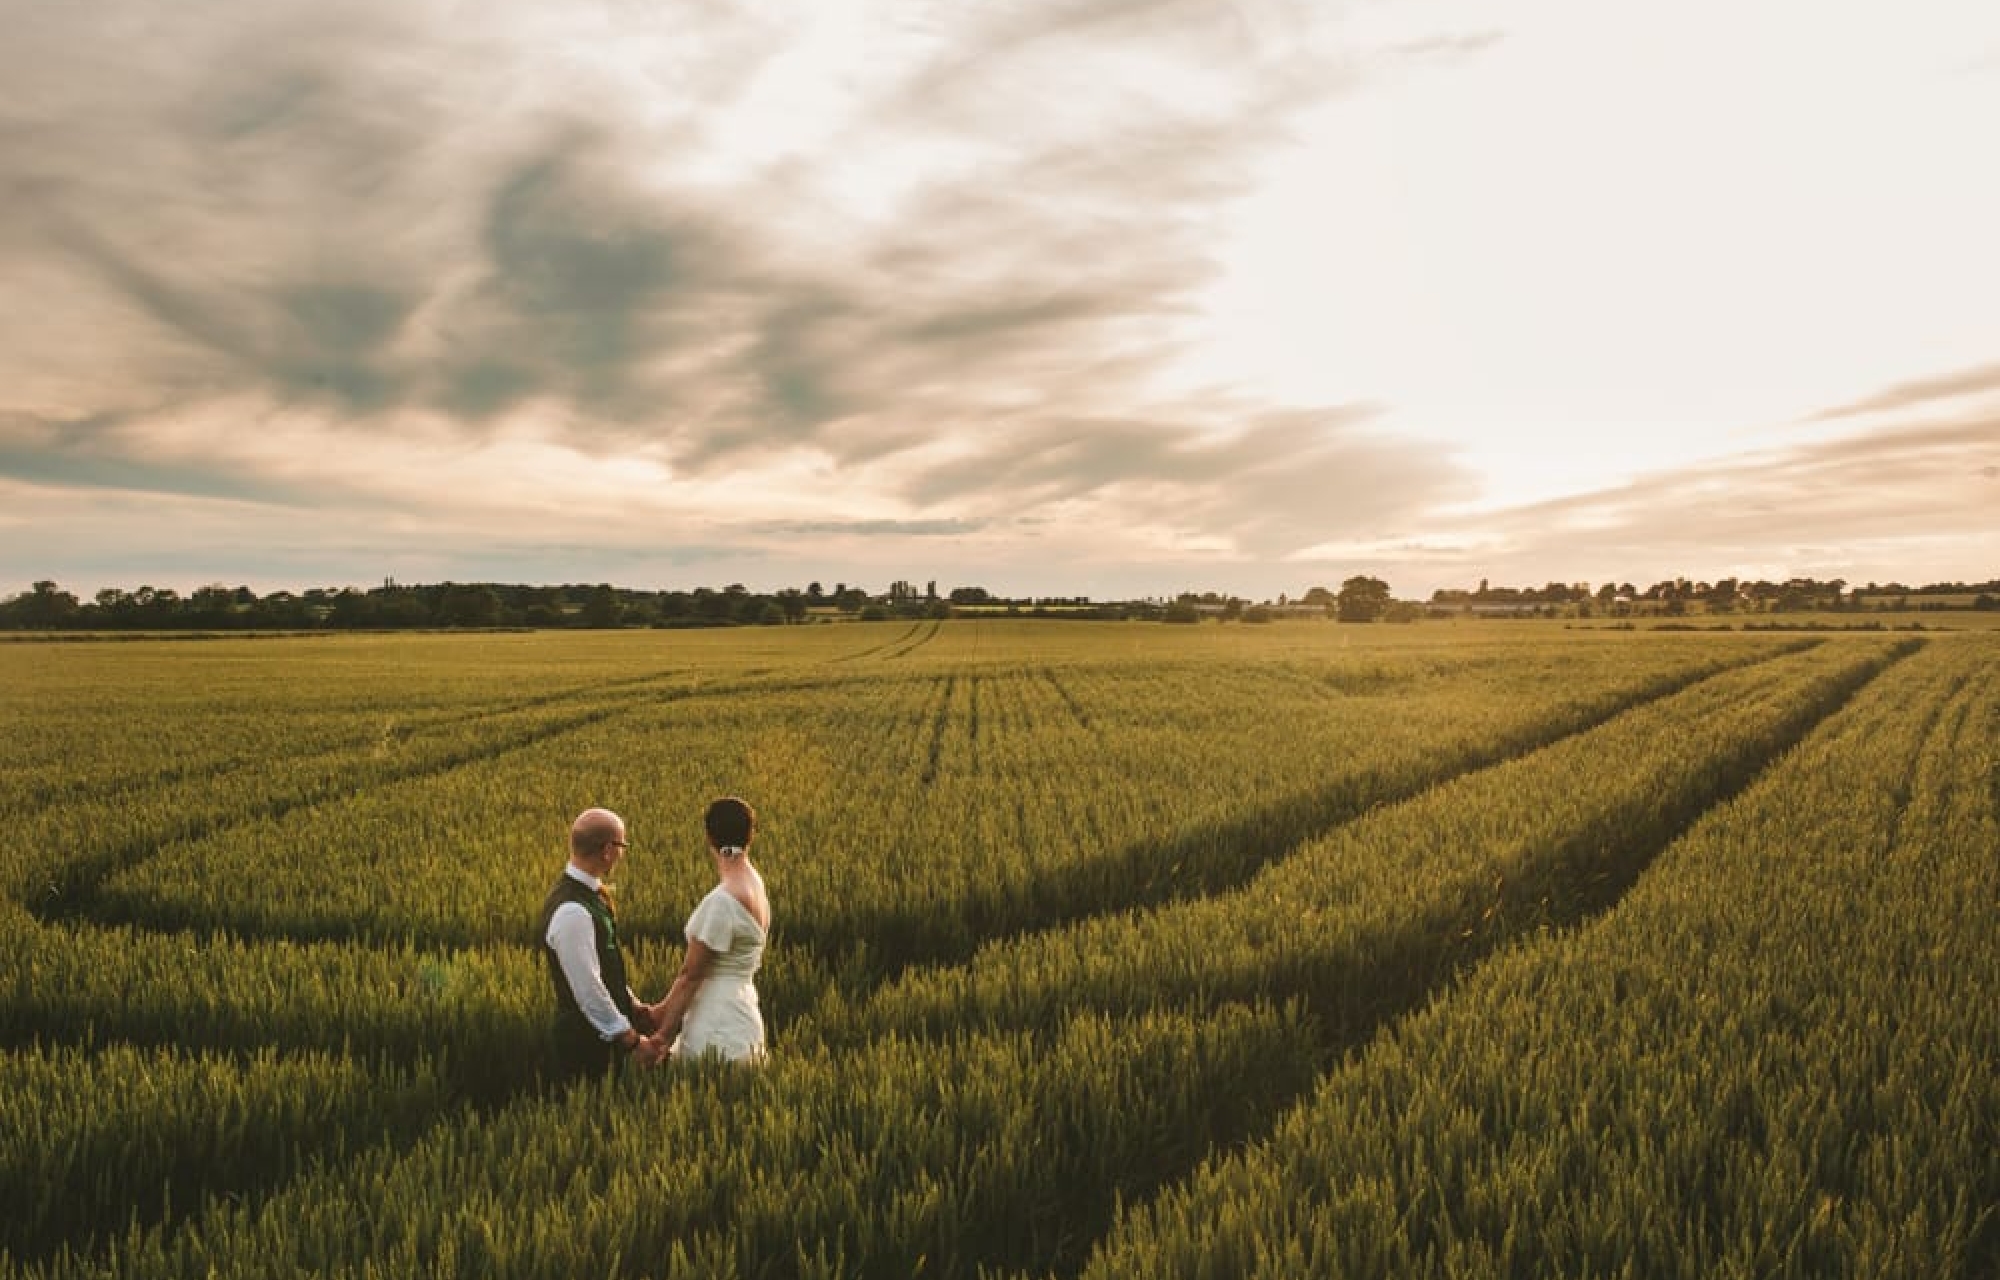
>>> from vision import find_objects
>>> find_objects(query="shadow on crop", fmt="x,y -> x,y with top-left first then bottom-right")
865,640 -> 1919,1280
785,642 -> 1822,993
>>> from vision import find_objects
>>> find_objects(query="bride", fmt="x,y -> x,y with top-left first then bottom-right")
639,797 -> 769,1065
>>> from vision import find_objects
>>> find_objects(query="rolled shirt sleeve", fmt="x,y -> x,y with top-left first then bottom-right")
544,901 -> 634,1041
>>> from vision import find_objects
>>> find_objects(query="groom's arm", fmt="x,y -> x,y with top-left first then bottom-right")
545,902 -> 636,1044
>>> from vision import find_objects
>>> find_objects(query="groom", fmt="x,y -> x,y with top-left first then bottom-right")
540,807 -> 663,1081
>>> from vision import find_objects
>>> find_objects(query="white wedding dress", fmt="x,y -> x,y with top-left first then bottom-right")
672,885 -> 767,1063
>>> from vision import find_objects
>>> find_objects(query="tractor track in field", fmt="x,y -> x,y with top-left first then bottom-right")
2,667 -> 692,820
840,640 -> 1923,1280
18,663 -> 895,929
0,639 -> 1932,1279
820,616 -> 936,660
777,640 -> 1855,986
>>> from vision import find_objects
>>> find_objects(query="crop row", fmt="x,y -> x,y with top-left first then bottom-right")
2,691 -> 668,915
0,898 -> 569,1102
4,637 -> 1914,1277
7,636 -> 1784,1081
0,1041 -> 445,1264
0,623 -> 957,905
824,637 -> 1908,1044
3,637 -> 987,918
80,638 -> 1793,976
1072,636 -> 1998,1279
0,633 -> 677,805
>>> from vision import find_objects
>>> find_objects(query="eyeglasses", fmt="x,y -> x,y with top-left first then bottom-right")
606,840 -> 629,850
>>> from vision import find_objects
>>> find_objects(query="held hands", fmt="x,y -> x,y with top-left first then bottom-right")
632,1034 -> 671,1068
630,997 -> 679,1067
637,999 -> 675,1035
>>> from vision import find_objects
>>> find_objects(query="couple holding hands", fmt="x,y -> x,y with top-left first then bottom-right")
540,797 -> 769,1079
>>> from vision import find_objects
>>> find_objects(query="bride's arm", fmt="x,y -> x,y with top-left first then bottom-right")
640,940 -> 717,1056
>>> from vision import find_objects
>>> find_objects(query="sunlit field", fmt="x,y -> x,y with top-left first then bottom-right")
2,620 -> 1993,1278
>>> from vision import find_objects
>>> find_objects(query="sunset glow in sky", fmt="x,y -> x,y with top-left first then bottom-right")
4,0 -> 1997,601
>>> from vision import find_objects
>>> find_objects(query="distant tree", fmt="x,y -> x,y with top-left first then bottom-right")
257,591 -> 315,629
373,587 -> 432,628
1335,575 -> 1392,622
138,587 -> 183,627
619,594 -> 661,628
3,580 -> 80,629
579,584 -> 623,628
92,587 -> 137,627
437,584 -> 502,628
688,587 -> 729,623
721,583 -> 754,623
188,584 -> 243,629
326,589 -> 378,629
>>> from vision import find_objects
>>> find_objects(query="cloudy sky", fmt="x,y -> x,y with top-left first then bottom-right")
4,0 -> 1997,602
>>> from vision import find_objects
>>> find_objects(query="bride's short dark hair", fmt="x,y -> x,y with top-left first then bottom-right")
704,796 -> 755,852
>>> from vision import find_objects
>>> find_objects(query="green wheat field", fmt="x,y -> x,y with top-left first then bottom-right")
2,620 -> 1994,1278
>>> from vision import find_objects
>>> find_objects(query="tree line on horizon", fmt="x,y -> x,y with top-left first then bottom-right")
1,573 -> 1995,632
1428,574 -> 2000,617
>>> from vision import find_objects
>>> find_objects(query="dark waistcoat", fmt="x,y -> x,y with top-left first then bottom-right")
539,876 -> 632,1076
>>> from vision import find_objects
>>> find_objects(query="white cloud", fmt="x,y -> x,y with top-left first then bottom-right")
1,0 -> 1995,599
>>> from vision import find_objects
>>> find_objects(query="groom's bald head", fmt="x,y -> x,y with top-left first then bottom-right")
569,807 -> 625,859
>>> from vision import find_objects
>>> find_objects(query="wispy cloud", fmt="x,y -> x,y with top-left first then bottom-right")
4,0 -> 1475,582
1806,361 -> 2000,422
4,0 -> 1992,599
1380,30 -> 1508,63
1442,399 -> 2000,587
